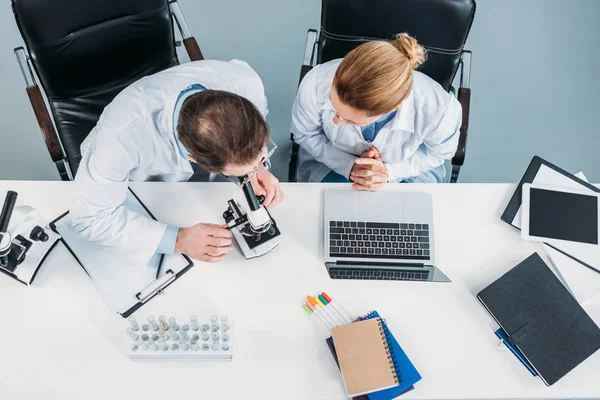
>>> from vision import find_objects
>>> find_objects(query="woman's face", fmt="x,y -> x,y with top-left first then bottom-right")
330,87 -> 382,127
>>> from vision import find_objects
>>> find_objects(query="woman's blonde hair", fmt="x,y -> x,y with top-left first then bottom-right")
333,33 -> 426,116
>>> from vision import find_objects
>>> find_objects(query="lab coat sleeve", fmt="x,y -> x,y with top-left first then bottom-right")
291,71 -> 357,179
385,95 -> 462,182
69,124 -> 169,264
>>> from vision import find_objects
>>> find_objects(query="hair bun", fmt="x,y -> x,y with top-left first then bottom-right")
392,33 -> 426,69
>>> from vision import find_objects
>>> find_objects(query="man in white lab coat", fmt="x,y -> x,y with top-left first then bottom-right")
70,59 -> 283,264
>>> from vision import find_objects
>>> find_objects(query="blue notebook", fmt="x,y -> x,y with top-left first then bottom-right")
361,311 -> 422,400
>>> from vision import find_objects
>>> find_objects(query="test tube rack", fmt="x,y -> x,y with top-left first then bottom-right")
125,314 -> 234,360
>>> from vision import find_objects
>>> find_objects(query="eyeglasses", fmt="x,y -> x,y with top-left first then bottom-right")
333,109 -> 380,128
221,139 -> 277,187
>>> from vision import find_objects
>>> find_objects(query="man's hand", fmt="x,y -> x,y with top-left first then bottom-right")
175,223 -> 232,263
250,170 -> 284,208
350,146 -> 388,191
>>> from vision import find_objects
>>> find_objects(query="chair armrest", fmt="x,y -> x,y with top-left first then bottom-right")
26,85 -> 64,164
299,65 -> 313,87
183,37 -> 204,61
452,87 -> 471,168
170,1 -> 204,61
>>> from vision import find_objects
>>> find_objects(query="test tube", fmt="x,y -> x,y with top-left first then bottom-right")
222,342 -> 230,351
158,337 -> 168,351
191,343 -> 199,351
159,315 -> 168,330
191,334 -> 200,343
171,344 -> 179,351
201,332 -> 210,341
200,324 -> 210,332
212,333 -> 219,342
190,315 -> 199,331
148,316 -> 159,331
211,324 -> 219,332
141,324 -> 150,332
221,315 -> 230,332
181,343 -> 189,351
222,334 -> 229,342
202,343 -> 210,351
137,339 -> 144,346
141,334 -> 149,341
212,342 -> 219,351
150,343 -> 158,351
211,315 -> 218,324
151,334 -> 160,342
181,324 -> 190,332
181,332 -> 189,341
169,328 -> 179,341
142,343 -> 149,351
126,327 -> 139,341
179,337 -> 187,345
168,317 -> 179,331
164,333 -> 170,341
128,316 -> 139,331
131,344 -> 139,352
147,339 -> 154,346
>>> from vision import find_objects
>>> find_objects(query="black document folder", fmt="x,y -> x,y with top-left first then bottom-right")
477,253 -> 600,386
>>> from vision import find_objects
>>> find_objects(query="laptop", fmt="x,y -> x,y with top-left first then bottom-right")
323,190 -> 450,282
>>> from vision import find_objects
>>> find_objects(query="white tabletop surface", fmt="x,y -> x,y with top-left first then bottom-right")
1,181 -> 599,400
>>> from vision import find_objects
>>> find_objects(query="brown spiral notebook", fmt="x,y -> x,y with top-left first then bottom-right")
331,318 -> 399,397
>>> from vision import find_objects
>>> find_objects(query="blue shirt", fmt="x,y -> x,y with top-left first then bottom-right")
360,111 -> 397,142
156,84 -> 206,255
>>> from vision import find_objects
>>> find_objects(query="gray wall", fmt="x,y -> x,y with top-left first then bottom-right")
0,0 -> 599,182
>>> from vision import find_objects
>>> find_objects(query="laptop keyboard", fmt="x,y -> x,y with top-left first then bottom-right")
328,268 -> 430,281
328,221 -> 431,260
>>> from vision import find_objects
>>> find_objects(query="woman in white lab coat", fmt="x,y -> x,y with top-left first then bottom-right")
291,33 -> 462,190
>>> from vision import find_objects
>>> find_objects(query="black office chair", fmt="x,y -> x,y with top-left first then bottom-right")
288,0 -> 476,183
11,0 -> 204,180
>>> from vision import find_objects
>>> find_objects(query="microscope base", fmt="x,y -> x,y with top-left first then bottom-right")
223,199 -> 281,259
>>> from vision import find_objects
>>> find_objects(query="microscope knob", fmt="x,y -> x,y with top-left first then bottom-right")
30,226 -> 49,242
256,195 -> 265,204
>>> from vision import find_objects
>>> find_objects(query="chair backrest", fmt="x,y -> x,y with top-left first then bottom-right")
317,0 -> 476,92
12,0 -> 179,174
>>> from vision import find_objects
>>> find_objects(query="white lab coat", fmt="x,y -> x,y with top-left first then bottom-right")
291,59 -> 462,183
70,60 -> 268,264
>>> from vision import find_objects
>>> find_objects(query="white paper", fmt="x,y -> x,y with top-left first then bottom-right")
54,191 -> 191,315
544,244 -> 600,304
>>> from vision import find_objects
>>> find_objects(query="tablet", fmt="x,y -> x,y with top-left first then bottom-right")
521,183 -> 600,246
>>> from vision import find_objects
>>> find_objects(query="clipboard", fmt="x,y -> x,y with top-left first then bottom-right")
501,155 -> 600,275
49,188 -> 193,318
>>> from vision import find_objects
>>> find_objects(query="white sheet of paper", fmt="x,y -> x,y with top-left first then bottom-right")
53,191 -> 190,314
544,243 -> 600,304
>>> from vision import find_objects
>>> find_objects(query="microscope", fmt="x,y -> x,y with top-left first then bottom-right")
0,191 -> 18,270
222,177 -> 281,259
0,191 -> 56,285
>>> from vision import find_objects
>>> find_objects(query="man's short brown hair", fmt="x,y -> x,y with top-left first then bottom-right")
177,90 -> 269,172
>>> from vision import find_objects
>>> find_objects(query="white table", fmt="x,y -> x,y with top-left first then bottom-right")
1,182 -> 599,400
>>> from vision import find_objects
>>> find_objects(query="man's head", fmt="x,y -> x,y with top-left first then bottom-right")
177,90 -> 269,177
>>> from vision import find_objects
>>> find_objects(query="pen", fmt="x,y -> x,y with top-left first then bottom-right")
303,303 -> 332,330
317,294 -> 346,326
321,292 -> 353,324
307,296 -> 337,327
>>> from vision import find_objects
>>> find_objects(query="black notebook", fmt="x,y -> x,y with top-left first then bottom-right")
477,253 -> 600,386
